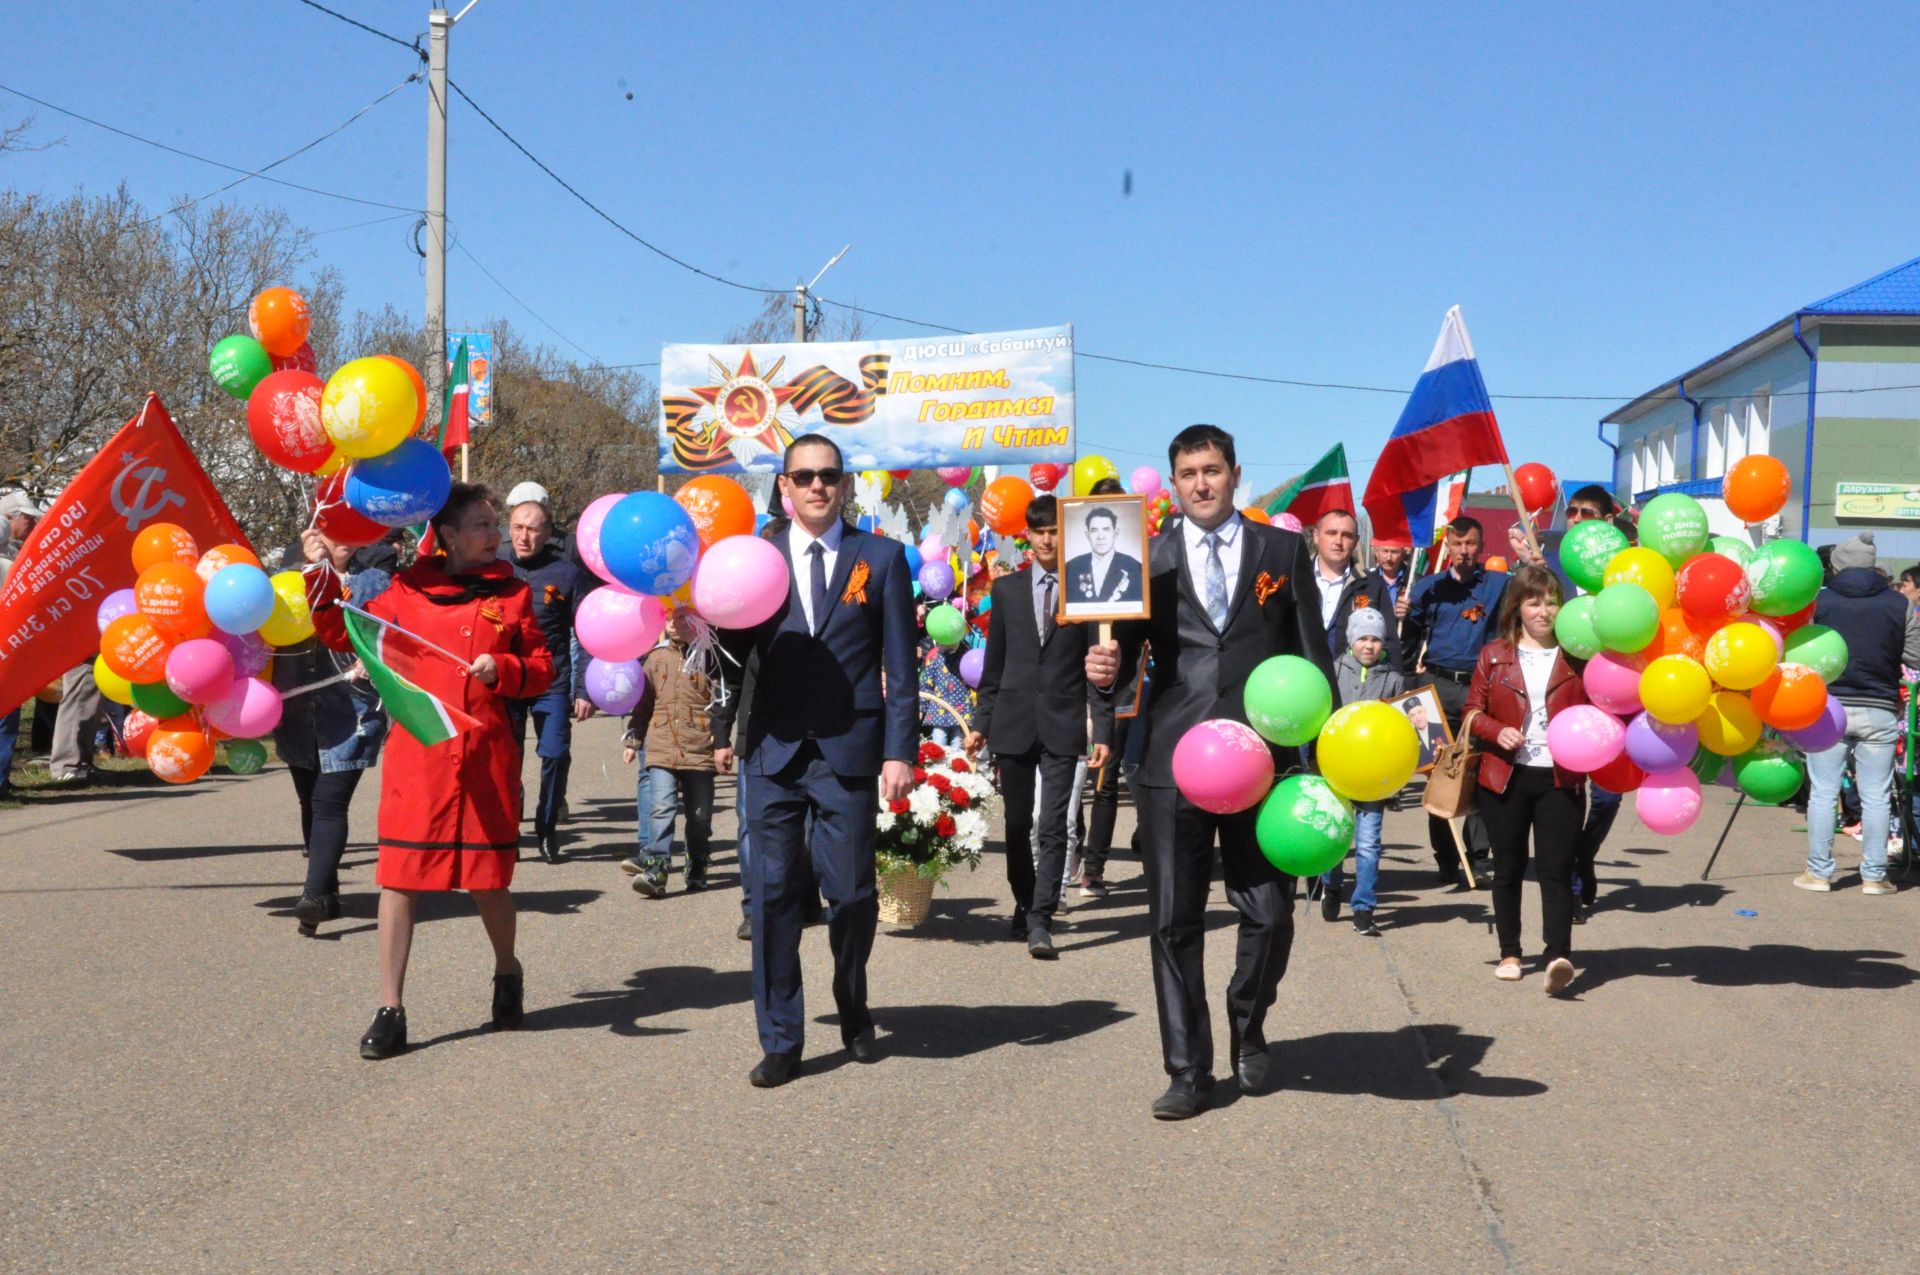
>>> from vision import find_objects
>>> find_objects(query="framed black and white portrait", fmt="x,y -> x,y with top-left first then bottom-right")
1390,684 -> 1453,773
1056,493 -> 1151,625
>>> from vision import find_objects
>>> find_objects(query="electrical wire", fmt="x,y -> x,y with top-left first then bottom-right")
290,0 -> 423,54
453,238 -> 604,366
312,211 -> 417,237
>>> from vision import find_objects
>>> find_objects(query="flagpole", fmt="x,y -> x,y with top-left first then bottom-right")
341,602 -> 474,672
461,443 -> 469,483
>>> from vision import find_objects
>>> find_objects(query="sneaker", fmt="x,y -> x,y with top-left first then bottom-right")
619,857 -> 646,876
1543,957 -> 1576,996
1063,848 -> 1084,888
631,863 -> 668,898
1792,872 -> 1833,892
685,861 -> 710,892
1494,958 -> 1523,982
1078,875 -> 1110,899
1862,878 -> 1898,896
1352,909 -> 1379,937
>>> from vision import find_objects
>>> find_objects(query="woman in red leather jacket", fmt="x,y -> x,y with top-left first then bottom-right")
1464,564 -> 1588,996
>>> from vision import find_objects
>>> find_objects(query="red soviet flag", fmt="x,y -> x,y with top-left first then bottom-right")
0,395 -> 251,712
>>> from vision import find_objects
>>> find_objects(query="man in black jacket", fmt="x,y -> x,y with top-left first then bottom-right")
1309,508 -> 1401,672
967,496 -> 1112,959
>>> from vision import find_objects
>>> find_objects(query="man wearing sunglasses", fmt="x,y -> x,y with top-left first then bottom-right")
710,434 -> 917,1088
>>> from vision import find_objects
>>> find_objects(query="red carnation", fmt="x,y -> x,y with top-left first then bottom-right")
927,773 -> 952,793
888,797 -> 910,813
913,767 -> 928,784
918,742 -> 946,764
934,814 -> 957,838
949,788 -> 972,810
949,758 -> 971,774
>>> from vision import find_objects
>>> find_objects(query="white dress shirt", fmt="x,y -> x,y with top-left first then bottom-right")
1313,558 -> 1350,629
787,518 -> 846,633
1181,513 -> 1244,610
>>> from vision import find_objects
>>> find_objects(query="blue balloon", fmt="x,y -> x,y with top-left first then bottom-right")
204,563 -> 275,635
343,438 -> 452,528
943,487 -> 970,514
902,544 -> 923,577
600,491 -> 699,595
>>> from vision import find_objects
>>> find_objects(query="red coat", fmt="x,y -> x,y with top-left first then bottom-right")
314,558 -> 553,890
1463,639 -> 1588,794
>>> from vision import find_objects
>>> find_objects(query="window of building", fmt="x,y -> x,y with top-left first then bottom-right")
1659,426 -> 1678,485
1748,389 -> 1770,459
1708,404 -> 1729,477
1632,436 -> 1650,494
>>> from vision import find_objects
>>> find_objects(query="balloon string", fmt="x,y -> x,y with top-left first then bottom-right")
679,612 -> 738,712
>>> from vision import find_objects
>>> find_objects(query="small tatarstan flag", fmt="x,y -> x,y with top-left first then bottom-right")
342,608 -> 478,747
1266,443 -> 1354,527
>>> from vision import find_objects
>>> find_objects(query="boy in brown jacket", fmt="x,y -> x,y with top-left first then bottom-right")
624,611 -> 718,898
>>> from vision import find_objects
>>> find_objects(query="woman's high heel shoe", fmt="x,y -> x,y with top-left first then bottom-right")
359,1006 -> 407,1059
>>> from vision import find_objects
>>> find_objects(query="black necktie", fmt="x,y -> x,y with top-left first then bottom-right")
1040,572 -> 1055,643
808,542 -> 828,634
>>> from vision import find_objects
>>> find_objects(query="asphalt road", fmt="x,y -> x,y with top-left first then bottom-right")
3,715 -> 1916,1273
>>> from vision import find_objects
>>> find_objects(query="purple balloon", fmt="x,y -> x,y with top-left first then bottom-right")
919,559 -> 956,600
584,657 -> 647,715
1624,712 -> 1698,773
216,630 -> 273,679
96,588 -> 139,634
1782,695 -> 1846,753
958,646 -> 985,688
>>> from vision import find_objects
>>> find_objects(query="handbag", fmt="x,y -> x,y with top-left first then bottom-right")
1423,709 -> 1483,820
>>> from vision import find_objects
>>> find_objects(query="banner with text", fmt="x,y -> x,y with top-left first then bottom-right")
660,324 -> 1074,474
0,396 -> 250,712
448,331 -> 494,426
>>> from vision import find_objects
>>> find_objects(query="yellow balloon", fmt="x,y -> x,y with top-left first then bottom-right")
1071,454 -> 1121,498
1603,547 -> 1677,609
1315,701 -> 1420,803
1695,690 -> 1762,756
1639,655 -> 1712,724
313,449 -> 348,477
321,356 -> 419,459
860,470 -> 893,500
93,654 -> 135,706
1703,621 -> 1778,691
259,570 -> 315,646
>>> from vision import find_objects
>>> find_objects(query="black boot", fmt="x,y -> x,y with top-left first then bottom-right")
359,1006 -> 407,1060
294,895 -> 329,937
491,965 -> 525,1030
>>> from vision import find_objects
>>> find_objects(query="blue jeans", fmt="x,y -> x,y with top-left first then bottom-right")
0,707 -> 20,796
1322,801 -> 1385,912
1808,705 -> 1899,882
643,768 -> 715,870
629,746 -> 652,857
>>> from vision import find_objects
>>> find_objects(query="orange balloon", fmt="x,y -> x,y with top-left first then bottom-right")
101,614 -> 174,683
1751,663 -> 1828,730
981,476 -> 1033,535
248,287 -> 313,358
132,523 -> 200,573
135,562 -> 211,639
1484,555 -> 1510,573
196,543 -> 262,582
1241,507 -> 1272,525
673,475 -> 755,547
1723,454 -> 1791,524
375,354 -> 429,431
147,722 -> 216,784
1648,607 -> 1713,663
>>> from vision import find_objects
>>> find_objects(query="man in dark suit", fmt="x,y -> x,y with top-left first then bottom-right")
1088,424 -> 1336,1120
711,433 -> 917,1088
966,495 -> 1112,959
1064,505 -> 1144,608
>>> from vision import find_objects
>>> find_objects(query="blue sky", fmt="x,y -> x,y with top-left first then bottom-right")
5,1 -> 1919,501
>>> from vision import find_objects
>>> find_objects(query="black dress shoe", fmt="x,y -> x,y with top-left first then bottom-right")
1150,1075 -> 1213,1121
846,1028 -> 879,1063
359,1006 -> 407,1060
537,833 -> 570,865
1436,864 -> 1460,887
1008,909 -> 1028,939
1320,886 -> 1341,923
749,1052 -> 801,1088
736,916 -> 752,941
490,966 -> 524,1030
1026,928 -> 1058,960
294,894 -> 328,937
1235,1046 -> 1273,1094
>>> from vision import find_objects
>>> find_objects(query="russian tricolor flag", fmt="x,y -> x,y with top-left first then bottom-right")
1362,306 -> 1510,547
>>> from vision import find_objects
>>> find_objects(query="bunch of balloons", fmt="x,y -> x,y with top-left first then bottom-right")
1549,455 -> 1829,831
94,525 -> 302,783
1145,491 -> 1176,536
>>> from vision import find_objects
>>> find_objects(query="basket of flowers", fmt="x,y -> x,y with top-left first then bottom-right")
874,740 -> 997,926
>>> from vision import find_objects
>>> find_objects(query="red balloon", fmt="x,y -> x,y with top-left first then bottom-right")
1773,600 -> 1817,634
121,709 -> 160,758
247,370 -> 333,472
270,341 -> 318,374
1513,462 -> 1559,515
1028,463 -> 1064,492
1590,750 -> 1646,794
888,469 -> 912,480
1675,552 -> 1751,622
312,470 -> 390,547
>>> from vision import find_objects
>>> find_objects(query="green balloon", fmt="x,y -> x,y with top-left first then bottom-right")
1732,738 -> 1805,806
1746,539 -> 1823,616
1639,493 -> 1711,568
1560,520 -> 1629,593
1554,594 -> 1603,659
1783,624 -> 1848,683
925,603 -> 965,648
130,679 -> 191,719
209,334 -> 272,400
1591,582 -> 1659,653
1709,535 -> 1753,567
1254,774 -> 1354,876
1688,744 -> 1727,786
224,739 -> 268,775
1243,654 -> 1333,747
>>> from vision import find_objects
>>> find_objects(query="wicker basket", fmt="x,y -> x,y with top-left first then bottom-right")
877,868 -> 936,927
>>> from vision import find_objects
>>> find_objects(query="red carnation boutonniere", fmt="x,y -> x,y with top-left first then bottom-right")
1253,571 -> 1283,606
843,559 -> 871,606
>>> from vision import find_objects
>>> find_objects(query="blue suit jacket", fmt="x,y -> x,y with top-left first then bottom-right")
715,525 -> 918,779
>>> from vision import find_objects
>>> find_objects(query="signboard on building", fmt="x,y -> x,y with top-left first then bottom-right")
448,331 -> 494,426
1835,482 -> 1920,521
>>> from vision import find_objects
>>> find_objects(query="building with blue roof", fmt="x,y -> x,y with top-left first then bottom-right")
1601,254 -> 1920,558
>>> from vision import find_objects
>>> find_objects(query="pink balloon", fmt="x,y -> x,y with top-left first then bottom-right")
576,587 -> 667,661
1752,618 -> 1786,660
1171,719 -> 1275,815
575,493 -> 625,589
1544,704 -> 1625,773
780,492 -> 795,517
205,676 -> 283,739
216,630 -> 273,679
164,638 -> 236,705
1129,465 -> 1163,497
1275,512 -> 1304,533
1582,651 -> 1645,716
938,466 -> 971,487
1637,767 -> 1703,835
691,534 -> 788,629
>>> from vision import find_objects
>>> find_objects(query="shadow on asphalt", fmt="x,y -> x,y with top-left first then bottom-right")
254,887 -> 605,926
1594,879 -> 1732,913
406,964 -> 755,1053
117,841 -> 299,862
848,998 -> 1135,1061
1569,943 -> 1917,995
1270,1023 -> 1549,1100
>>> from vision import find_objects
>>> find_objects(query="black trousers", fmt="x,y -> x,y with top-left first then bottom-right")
1426,675 -> 1491,863
289,765 -> 365,899
1135,782 -> 1296,1082
996,749 -> 1078,930
1480,767 -> 1582,962
1085,716 -> 1134,877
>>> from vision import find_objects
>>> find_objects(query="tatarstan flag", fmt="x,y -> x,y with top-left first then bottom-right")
437,337 -> 471,454
342,607 -> 478,747
1266,443 -> 1354,526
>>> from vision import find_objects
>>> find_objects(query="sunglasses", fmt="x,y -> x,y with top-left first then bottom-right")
784,467 -> 845,489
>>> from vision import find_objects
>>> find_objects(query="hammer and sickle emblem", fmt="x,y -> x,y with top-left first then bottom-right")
111,458 -> 187,532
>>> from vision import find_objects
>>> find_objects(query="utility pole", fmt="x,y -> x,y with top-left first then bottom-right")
794,245 -> 852,344
425,2 -> 480,479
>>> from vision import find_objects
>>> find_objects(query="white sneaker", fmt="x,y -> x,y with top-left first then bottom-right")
1862,878 -> 1898,896
1793,872 -> 1833,892
1544,957 -> 1576,996
1063,848 -> 1083,889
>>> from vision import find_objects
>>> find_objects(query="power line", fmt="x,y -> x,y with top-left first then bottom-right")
452,237 -> 604,366
312,211 -> 417,237
289,0 -> 423,54
0,82 -> 424,215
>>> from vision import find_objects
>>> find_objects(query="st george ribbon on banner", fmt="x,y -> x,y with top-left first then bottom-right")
0,395 -> 250,712
659,325 -> 1075,474
1362,306 -> 1511,548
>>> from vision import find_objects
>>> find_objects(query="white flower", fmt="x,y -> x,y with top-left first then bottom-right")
959,773 -> 994,801
908,786 -> 942,823
954,809 -> 987,848
875,810 -> 896,833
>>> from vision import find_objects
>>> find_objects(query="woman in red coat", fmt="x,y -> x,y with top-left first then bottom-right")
1464,564 -> 1589,997
306,483 -> 554,1058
